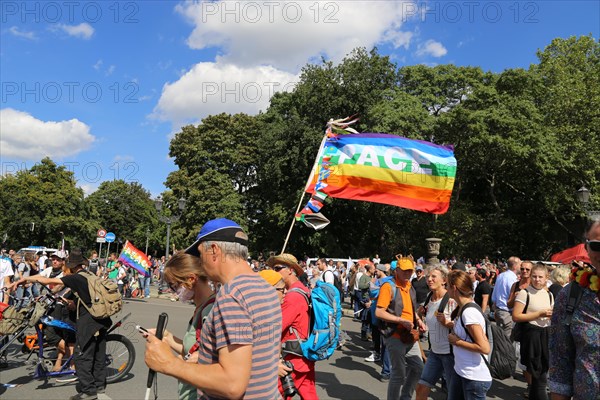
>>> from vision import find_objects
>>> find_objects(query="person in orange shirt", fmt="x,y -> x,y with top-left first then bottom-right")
376,256 -> 427,400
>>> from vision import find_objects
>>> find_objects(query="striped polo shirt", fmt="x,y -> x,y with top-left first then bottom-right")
198,273 -> 282,400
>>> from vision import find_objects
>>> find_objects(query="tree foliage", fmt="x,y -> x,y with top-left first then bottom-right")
4,37 -> 598,262
0,158 -> 98,250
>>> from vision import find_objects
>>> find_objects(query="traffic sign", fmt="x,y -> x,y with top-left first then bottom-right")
105,232 -> 116,243
96,237 -> 106,243
97,229 -> 107,238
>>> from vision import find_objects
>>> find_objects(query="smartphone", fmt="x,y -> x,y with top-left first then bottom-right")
136,325 -> 149,334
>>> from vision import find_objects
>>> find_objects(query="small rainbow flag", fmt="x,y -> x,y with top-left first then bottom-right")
307,133 -> 456,214
118,241 -> 150,277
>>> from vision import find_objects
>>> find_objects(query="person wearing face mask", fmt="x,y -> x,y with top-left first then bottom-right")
154,252 -> 215,400
512,263 -> 553,400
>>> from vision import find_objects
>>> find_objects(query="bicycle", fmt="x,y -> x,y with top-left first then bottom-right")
0,287 -> 135,384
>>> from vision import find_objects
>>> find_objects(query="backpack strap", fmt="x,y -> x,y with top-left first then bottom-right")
287,287 -> 311,343
458,303 -> 491,371
186,295 -> 216,359
288,287 -> 310,306
323,270 -> 336,285
564,282 -> 582,326
423,291 -> 433,308
437,292 -> 451,314
72,270 -> 94,320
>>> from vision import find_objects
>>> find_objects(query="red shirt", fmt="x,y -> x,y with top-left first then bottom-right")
281,281 -> 314,373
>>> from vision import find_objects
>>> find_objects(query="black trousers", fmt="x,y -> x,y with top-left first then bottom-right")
74,329 -> 107,395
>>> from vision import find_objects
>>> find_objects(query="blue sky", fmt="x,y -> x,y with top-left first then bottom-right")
1,1 -> 598,197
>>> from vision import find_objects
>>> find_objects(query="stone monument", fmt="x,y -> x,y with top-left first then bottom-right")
425,237 -> 443,268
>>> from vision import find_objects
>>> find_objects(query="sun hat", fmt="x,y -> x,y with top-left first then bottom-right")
267,253 -> 304,277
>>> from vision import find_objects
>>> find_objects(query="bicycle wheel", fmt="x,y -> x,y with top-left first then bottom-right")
105,334 -> 135,384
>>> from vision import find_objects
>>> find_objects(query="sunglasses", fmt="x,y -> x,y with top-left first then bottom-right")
272,265 -> 288,272
276,287 -> 285,293
587,240 -> 600,252
168,281 -> 180,293
520,268 -> 531,272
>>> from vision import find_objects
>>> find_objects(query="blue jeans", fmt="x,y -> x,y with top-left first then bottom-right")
449,371 -> 492,400
418,351 -> 455,389
16,286 -> 31,308
353,289 -> 364,317
143,276 -> 151,297
381,338 -> 391,376
384,336 -> 424,400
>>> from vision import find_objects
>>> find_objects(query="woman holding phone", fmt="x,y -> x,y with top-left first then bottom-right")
148,252 -> 215,400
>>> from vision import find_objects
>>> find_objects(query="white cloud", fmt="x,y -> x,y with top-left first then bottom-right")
112,155 -> 134,163
93,59 -> 103,70
152,61 -> 297,126
176,0 -> 416,71
8,26 -> 37,40
80,183 -> 99,196
54,23 -> 94,39
416,40 -> 447,58
106,65 -> 116,76
0,108 -> 95,160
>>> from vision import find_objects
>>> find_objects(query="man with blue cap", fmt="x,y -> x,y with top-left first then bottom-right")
144,218 -> 282,400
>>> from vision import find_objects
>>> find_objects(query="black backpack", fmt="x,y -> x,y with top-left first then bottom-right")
324,270 -> 344,299
459,303 -> 516,380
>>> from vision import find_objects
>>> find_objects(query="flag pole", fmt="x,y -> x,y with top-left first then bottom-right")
281,133 -> 328,253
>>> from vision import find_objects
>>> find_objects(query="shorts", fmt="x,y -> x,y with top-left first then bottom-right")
418,351 -> 454,388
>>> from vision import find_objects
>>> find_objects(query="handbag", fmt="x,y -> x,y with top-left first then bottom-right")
399,327 -> 420,344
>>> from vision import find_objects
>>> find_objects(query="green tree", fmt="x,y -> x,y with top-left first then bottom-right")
84,180 -> 158,252
0,158 -> 98,250
166,113 -> 262,248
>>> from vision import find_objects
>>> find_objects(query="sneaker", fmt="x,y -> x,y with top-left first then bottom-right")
365,352 -> 381,362
57,375 -> 79,383
380,374 -> 390,382
69,392 -> 97,400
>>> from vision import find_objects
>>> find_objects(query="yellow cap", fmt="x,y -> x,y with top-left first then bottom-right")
259,270 -> 284,287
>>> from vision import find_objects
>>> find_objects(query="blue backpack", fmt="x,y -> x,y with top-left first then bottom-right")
288,280 -> 342,361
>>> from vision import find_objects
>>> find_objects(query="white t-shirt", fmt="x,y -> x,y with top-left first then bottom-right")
353,271 -> 364,291
40,267 -> 63,279
425,296 -> 457,355
322,268 -> 335,285
0,258 -> 14,290
117,266 -> 127,284
452,305 -> 492,381
38,255 -> 48,271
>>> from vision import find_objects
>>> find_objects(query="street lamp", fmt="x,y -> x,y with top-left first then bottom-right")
154,196 -> 187,260
576,186 -> 600,221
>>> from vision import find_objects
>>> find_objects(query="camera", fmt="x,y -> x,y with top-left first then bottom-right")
280,359 -> 297,397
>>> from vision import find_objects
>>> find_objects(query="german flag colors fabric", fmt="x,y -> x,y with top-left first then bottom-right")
307,133 -> 457,214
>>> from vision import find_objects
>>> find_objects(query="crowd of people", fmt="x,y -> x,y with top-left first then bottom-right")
1,219 -> 599,400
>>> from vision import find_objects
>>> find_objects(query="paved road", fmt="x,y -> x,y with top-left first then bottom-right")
0,292 -> 528,399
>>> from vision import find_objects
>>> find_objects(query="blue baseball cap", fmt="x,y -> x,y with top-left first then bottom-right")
390,260 -> 397,271
185,218 -> 248,257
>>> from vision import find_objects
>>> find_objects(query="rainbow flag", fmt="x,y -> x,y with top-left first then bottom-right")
307,133 -> 456,214
118,241 -> 150,277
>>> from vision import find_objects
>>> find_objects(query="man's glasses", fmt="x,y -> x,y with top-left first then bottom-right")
520,268 -> 531,272
272,265 -> 288,272
587,240 -> 600,252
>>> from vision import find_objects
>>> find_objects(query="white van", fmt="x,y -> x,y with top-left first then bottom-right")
17,246 -> 59,256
